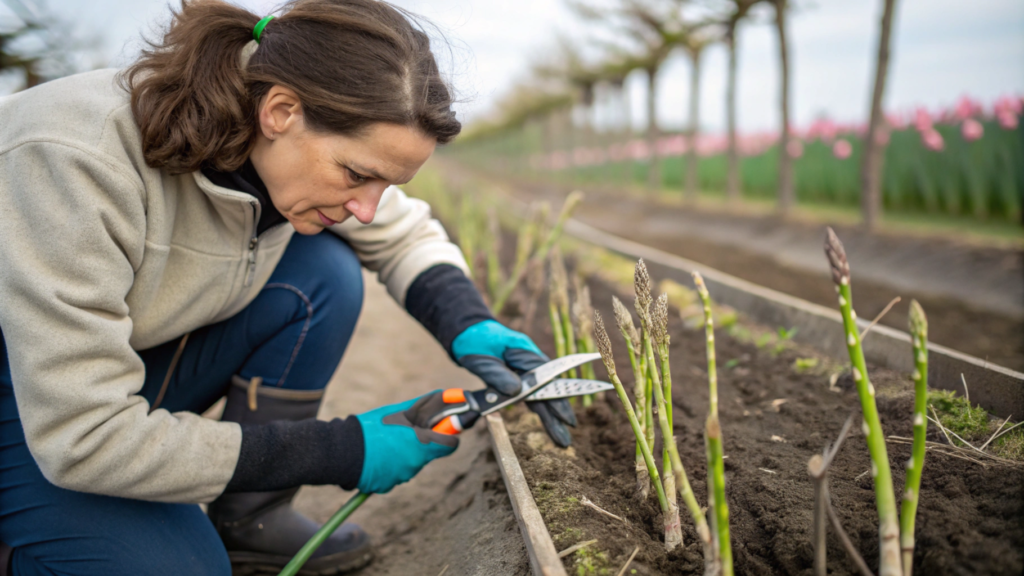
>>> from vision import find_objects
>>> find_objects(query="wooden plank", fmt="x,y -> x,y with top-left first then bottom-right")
485,412 -> 568,576
565,218 -> 1024,419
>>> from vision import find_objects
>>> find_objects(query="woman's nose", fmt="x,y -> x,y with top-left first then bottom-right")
344,183 -> 387,224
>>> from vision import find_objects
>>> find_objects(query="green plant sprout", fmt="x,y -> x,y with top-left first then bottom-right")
573,279 -> 598,406
694,271 -> 733,575
634,260 -> 711,556
900,299 -> 929,576
593,312 -> 673,550
492,191 -> 582,314
612,296 -> 650,499
824,227 -> 901,576
551,248 -> 578,379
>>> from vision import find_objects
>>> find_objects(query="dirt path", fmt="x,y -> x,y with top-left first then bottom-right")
292,272 -> 530,576
439,160 -> 1024,371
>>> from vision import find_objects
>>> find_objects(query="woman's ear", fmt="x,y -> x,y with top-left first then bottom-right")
258,85 -> 304,141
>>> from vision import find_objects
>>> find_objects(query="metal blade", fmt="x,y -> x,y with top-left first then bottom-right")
521,353 -> 602,392
525,378 -> 615,401
478,353 -> 603,416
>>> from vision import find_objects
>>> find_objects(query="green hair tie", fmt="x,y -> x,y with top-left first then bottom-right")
253,15 -> 275,43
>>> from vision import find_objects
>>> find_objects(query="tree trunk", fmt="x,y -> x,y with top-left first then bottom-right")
725,23 -> 741,203
774,0 -> 794,214
686,48 -> 702,201
618,79 -> 633,186
861,0 -> 899,230
646,66 -> 661,193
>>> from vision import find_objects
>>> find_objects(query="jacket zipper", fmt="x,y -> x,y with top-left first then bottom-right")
244,199 -> 262,286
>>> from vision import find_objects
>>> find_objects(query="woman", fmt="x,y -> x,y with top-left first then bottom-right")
0,1 -> 576,574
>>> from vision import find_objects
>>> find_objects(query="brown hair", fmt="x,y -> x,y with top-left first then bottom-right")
122,0 -> 461,174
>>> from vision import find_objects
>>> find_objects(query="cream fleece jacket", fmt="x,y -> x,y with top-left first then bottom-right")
0,70 -> 468,503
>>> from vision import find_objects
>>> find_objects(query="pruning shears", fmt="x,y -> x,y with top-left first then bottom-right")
278,353 -> 609,576
413,352 -> 611,435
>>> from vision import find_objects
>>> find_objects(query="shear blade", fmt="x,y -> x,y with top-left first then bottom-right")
526,378 -> 615,401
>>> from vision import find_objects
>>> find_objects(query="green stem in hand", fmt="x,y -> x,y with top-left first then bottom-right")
825,228 -> 901,576
900,300 -> 928,576
278,492 -> 369,576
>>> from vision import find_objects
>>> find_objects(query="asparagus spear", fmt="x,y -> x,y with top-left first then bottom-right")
635,260 -> 707,553
550,248 -> 578,378
646,293 -> 682,550
485,207 -> 504,302
824,227 -> 901,576
594,312 -> 673,547
694,272 -> 732,575
548,258 -> 567,362
900,300 -> 929,576
706,414 -> 733,576
492,191 -> 582,314
613,296 -> 650,498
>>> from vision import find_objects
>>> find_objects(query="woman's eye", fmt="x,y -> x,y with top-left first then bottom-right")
347,168 -> 367,184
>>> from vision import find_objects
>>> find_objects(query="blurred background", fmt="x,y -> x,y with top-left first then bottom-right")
1,0 -> 1022,367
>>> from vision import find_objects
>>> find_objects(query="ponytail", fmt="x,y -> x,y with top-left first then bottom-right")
122,0 -> 461,175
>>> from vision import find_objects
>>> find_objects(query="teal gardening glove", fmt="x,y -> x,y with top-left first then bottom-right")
355,393 -> 458,494
451,320 -> 577,447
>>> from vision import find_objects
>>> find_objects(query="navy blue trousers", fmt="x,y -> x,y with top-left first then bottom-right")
0,232 -> 364,575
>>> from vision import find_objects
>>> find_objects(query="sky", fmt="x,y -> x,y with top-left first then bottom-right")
1,0 -> 1022,134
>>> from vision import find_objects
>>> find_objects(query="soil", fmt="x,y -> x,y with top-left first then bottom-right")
439,160 -> 1024,372
505,272 -> 1024,576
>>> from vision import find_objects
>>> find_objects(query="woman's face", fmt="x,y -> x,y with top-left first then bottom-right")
250,86 -> 437,235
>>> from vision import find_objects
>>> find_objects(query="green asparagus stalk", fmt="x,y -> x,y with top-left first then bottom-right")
550,249 -> 578,378
548,262 -> 566,361
485,207 -> 504,302
457,196 -> 479,280
694,271 -> 732,574
573,280 -> 597,406
900,300 -> 929,576
824,228 -> 902,576
634,262 -> 657,471
612,296 -> 649,498
492,191 -> 582,314
693,273 -> 718,417
648,292 -> 682,550
594,312 -> 671,530
635,260 -> 709,553
706,414 -> 733,576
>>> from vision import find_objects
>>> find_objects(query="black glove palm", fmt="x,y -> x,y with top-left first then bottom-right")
453,320 -> 576,447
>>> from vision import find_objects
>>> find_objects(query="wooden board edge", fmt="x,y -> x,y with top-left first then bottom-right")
485,412 -> 568,576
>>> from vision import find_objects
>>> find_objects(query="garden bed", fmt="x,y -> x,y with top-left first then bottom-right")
504,274 -> 1023,576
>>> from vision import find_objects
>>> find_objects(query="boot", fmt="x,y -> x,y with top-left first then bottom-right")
208,376 -> 374,575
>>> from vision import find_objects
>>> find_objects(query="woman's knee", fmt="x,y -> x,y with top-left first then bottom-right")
273,232 -> 364,321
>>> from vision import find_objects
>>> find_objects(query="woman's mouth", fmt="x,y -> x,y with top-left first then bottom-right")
317,210 -> 338,227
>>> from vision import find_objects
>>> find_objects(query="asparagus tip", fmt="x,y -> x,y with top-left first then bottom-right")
908,299 -> 927,336
652,293 -> 669,346
692,270 -> 706,290
594,311 -> 616,375
824,227 -> 850,287
634,259 -> 652,314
